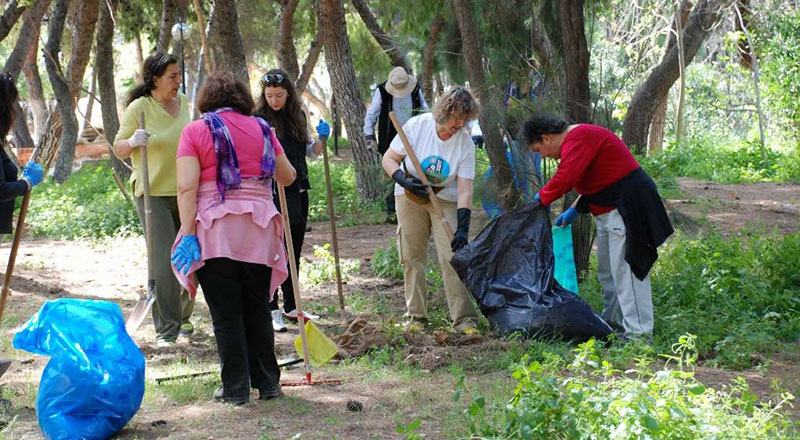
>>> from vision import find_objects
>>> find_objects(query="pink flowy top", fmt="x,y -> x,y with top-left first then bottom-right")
171,180 -> 288,300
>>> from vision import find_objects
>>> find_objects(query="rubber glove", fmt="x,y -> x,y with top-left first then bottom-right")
128,129 -> 150,148
22,162 -> 43,187
391,169 -> 428,200
316,119 -> 330,138
451,208 -> 471,252
171,235 -> 201,275
554,207 -> 578,227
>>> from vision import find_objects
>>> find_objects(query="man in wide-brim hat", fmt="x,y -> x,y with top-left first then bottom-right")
364,66 -> 429,224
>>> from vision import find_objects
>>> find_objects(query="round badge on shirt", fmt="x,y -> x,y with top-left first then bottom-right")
420,155 -> 450,185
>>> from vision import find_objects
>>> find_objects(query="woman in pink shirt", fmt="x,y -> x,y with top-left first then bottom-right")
170,72 -> 296,405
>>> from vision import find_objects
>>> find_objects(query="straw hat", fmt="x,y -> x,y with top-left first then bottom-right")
385,66 -> 417,98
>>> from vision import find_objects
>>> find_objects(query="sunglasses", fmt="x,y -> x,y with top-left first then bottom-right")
261,73 -> 287,86
0,72 -> 12,81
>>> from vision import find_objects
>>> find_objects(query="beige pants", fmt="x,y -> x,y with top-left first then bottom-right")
596,209 -> 654,336
395,195 -> 479,330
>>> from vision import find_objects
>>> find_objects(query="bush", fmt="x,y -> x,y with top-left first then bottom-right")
306,155 -> 385,225
301,243 -> 359,287
644,138 -> 800,184
371,239 -> 404,281
457,336 -> 797,439
26,162 -> 141,239
581,231 -> 800,369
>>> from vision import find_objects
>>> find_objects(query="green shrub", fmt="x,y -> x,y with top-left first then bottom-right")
306,156 -> 385,225
456,336 -> 797,439
26,162 -> 141,239
582,231 -> 800,369
302,243 -> 359,286
371,239 -> 404,281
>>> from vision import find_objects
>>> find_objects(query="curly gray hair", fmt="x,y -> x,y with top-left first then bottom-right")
432,86 -> 480,125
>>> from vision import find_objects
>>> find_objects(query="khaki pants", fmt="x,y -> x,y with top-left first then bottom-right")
596,209 -> 654,336
135,196 -> 195,341
395,195 -> 479,330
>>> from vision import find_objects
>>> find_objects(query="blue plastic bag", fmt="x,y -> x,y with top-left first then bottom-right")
552,225 -> 579,294
13,299 -> 145,440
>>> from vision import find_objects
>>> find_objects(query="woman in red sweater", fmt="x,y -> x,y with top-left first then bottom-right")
523,114 -> 673,342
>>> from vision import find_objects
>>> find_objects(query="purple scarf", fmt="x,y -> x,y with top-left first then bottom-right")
201,108 -> 276,202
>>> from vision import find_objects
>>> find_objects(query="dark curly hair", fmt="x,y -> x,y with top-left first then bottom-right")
125,51 -> 179,106
520,114 -> 569,144
0,72 -> 18,139
196,72 -> 254,115
253,68 -> 309,144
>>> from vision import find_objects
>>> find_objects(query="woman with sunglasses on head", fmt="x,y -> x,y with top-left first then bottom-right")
113,52 -> 195,347
254,69 -> 330,332
170,72 -> 296,404
381,86 -> 482,336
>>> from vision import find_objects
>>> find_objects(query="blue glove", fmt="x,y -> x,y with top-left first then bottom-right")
534,193 -> 540,204
22,162 -> 43,187
171,235 -> 201,275
554,207 -> 578,227
316,119 -> 331,138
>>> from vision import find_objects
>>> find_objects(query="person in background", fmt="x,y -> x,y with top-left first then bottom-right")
381,86 -> 481,336
365,66 -> 429,224
525,114 -> 673,342
113,52 -> 195,347
254,68 -> 329,332
0,72 -> 43,384
170,72 -> 296,405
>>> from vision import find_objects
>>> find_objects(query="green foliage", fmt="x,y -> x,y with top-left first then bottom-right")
456,337 -> 797,439
26,162 -> 141,239
302,243 -> 359,287
643,138 -> 800,184
758,12 -> 800,138
582,231 -> 800,369
371,239 -> 404,281
306,155 -> 385,225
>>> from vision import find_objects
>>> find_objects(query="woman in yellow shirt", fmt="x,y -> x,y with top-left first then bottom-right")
114,52 -> 194,347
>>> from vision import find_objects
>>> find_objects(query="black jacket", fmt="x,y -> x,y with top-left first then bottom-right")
0,146 -> 29,234
577,167 -> 673,280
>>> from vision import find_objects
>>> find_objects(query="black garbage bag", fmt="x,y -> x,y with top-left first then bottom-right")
451,202 -> 613,341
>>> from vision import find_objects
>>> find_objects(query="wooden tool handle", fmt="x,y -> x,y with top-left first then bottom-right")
388,112 -> 455,241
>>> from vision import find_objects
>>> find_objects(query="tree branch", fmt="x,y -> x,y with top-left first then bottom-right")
350,0 -> 412,72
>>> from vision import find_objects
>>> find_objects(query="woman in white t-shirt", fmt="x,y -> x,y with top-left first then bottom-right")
381,87 -> 482,336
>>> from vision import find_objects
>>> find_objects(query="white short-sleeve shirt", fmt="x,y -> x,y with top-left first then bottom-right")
389,113 -> 475,202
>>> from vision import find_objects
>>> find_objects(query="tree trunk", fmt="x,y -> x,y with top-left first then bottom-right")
209,0 -> 248,84
559,0 -> 591,123
622,0 -> 723,153
318,0 -> 382,202
0,1 -> 25,43
530,2 -> 564,107
157,0 -> 177,52
191,1 -> 215,119
421,13 -> 444,104
296,27 -> 323,94
734,2 -> 765,149
97,0 -> 131,181
277,0 -> 301,81
734,0 -> 752,69
647,2 -> 691,156
21,38 -> 49,146
82,67 -> 97,133
192,0 -> 213,73
350,0 -> 412,72
45,0 -> 80,184
302,90 -> 331,121
4,0 -> 52,149
66,0 -> 98,99
134,32 -> 144,83
453,0 -> 518,210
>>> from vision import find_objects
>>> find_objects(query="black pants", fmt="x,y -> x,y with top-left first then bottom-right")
271,189 -> 308,313
196,258 -> 280,398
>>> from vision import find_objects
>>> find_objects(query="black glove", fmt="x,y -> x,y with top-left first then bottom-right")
392,169 -> 429,200
451,208 -> 471,252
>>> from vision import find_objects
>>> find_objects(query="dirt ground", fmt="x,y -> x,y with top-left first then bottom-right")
0,178 -> 797,439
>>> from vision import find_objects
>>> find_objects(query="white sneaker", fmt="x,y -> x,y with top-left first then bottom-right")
272,309 -> 287,332
283,309 -> 319,322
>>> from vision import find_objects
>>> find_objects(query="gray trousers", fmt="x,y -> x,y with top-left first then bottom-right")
596,209 -> 654,336
135,196 -> 195,341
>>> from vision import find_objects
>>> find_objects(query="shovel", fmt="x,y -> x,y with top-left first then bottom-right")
0,190 -> 31,326
126,113 -> 156,336
276,183 -> 341,387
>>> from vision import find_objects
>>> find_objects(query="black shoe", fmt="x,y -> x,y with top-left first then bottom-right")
213,386 -> 249,405
258,384 -> 283,400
